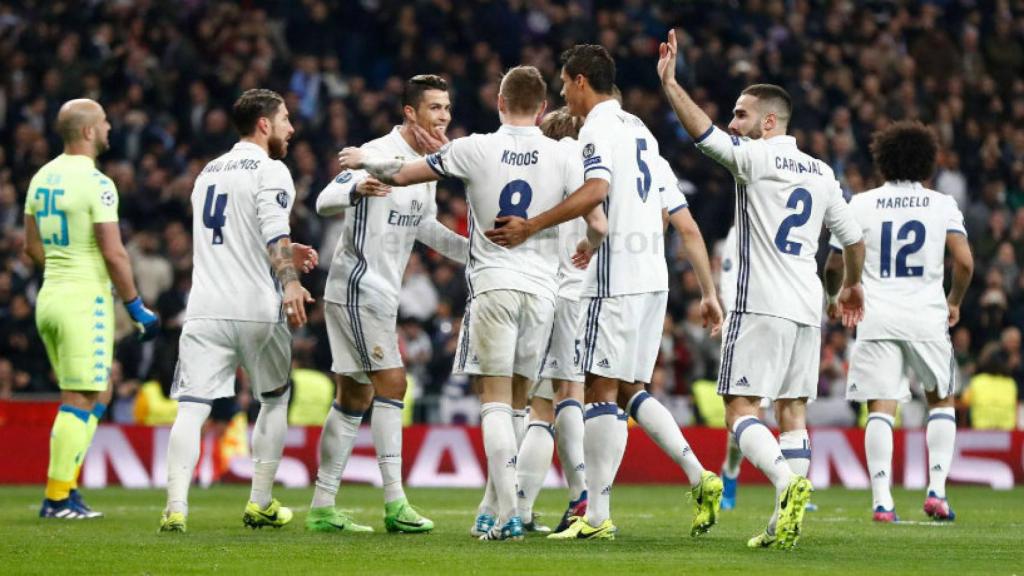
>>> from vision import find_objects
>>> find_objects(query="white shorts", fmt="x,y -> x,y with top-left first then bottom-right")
325,301 -> 402,385
539,296 -> 584,383
847,339 -> 956,402
453,289 -> 555,378
173,319 -> 291,403
576,291 -> 668,384
529,378 -> 555,401
717,312 -> 820,401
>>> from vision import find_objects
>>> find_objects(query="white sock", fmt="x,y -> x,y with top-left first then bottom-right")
372,397 -> 406,504
779,429 -> 811,477
722,432 -> 743,478
513,409 -> 527,446
612,408 -> 629,477
583,403 -> 625,527
249,399 -> 289,508
865,412 -> 895,510
926,407 -> 956,498
311,403 -> 363,509
481,402 -> 518,523
165,401 -> 211,515
478,477 -> 497,517
555,399 -> 586,502
516,421 -> 554,521
734,415 -> 791,534
629,391 -> 704,486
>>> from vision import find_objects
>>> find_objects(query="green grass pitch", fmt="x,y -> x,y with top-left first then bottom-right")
1,485 -> 1021,575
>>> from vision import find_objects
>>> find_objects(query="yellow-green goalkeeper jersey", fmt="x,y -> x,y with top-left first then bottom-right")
24,154 -> 119,286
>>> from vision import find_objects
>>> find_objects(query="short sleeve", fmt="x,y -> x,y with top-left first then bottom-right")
694,126 -> 761,184
578,122 -> 614,183
654,156 -> 687,214
90,173 -> 120,223
257,160 -> 295,245
824,183 -> 863,248
426,135 -> 477,180
945,197 -> 967,236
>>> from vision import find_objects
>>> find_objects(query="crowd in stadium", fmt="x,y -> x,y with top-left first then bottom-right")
0,0 -> 1021,427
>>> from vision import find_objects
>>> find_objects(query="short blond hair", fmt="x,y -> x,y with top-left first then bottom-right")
500,66 -> 547,115
540,107 -> 581,140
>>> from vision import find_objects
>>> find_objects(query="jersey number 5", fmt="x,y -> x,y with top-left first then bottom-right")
203,184 -> 228,245
635,138 -> 651,202
774,187 -> 813,255
34,187 -> 69,246
880,220 -> 925,278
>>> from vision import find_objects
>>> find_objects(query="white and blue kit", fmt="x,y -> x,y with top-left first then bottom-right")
831,181 -> 967,402
318,126 -> 467,383
174,142 -> 296,402
696,126 -> 863,400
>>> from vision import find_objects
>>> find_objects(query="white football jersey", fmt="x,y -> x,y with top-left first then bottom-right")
719,226 -> 738,315
830,181 -> 966,341
579,100 -> 668,298
426,124 -> 574,302
654,155 -> 689,215
322,126 -> 467,312
553,138 -> 587,302
696,126 -> 862,326
187,141 -> 295,323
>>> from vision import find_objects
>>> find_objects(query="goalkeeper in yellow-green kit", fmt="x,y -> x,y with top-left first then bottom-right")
24,98 -> 160,519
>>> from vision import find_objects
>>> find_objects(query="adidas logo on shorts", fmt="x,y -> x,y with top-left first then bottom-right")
549,359 -> 559,369
850,383 -> 858,392
597,358 -> 611,369
735,376 -> 750,387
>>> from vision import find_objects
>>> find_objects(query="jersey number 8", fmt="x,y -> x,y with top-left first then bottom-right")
496,179 -> 533,221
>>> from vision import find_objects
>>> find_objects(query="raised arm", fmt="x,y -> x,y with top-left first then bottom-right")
658,29 -> 713,141
945,231 -> 974,326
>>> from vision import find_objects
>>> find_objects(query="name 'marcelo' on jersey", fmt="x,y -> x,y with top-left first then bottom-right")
578,100 -> 669,298
320,126 -> 467,312
427,124 -> 578,302
830,181 -> 966,341
696,126 -> 862,326
187,141 -> 295,323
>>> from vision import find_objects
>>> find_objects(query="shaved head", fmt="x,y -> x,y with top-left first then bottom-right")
57,98 -> 110,156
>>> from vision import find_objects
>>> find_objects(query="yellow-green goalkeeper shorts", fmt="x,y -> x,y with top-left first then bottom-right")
36,283 -> 115,392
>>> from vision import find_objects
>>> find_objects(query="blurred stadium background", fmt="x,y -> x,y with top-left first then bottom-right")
0,0 -> 1021,493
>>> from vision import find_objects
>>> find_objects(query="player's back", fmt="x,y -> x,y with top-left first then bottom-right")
25,154 -> 119,287
429,125 -> 569,300
846,182 -> 964,341
187,142 -> 295,323
698,129 -> 859,325
579,100 -> 667,298
554,137 -> 587,301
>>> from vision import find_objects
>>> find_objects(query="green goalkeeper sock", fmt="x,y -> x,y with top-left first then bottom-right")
45,405 -> 91,501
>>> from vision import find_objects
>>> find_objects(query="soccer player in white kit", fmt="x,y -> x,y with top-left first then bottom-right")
308,75 -> 467,534
160,89 -> 317,533
487,46 -> 725,541
340,66 -> 598,541
824,122 -> 973,523
658,30 -> 867,549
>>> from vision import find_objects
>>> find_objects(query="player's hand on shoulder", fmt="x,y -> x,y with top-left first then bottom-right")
486,216 -> 531,248
282,281 -> 315,329
124,296 -> 160,342
700,295 -> 724,337
337,147 -> 365,170
410,124 -> 449,154
291,243 -> 319,274
838,283 -> 865,328
355,177 -> 391,198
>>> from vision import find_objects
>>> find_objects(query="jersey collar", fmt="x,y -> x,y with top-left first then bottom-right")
886,180 -> 923,190
389,125 -> 422,159
497,124 -> 542,136
765,134 -> 797,146
58,153 -> 96,167
232,141 -> 268,157
587,99 -> 621,119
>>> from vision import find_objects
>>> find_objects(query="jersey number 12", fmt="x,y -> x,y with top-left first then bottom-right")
880,220 -> 925,278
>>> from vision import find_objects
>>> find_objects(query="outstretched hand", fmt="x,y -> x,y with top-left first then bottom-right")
337,147 -> 365,170
572,238 -> 595,269
838,283 -> 865,328
657,29 -> 679,86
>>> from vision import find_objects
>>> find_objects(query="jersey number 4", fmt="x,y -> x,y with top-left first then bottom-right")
880,220 -> 925,278
774,187 -> 812,255
203,184 -> 228,245
34,187 -> 69,246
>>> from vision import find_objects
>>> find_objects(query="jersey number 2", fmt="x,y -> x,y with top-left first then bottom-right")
774,188 -> 813,255
880,220 -> 925,278
34,188 -> 69,246
203,184 -> 228,245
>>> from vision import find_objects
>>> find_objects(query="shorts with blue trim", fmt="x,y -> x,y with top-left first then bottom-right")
575,291 -> 667,384
717,311 -> 819,401
324,301 -> 402,385
846,338 -> 956,402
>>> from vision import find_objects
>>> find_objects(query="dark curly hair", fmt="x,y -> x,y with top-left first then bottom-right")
870,121 -> 938,182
